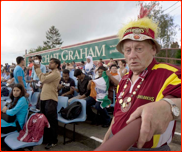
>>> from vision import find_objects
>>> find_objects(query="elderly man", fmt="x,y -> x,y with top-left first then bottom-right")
102,4 -> 181,151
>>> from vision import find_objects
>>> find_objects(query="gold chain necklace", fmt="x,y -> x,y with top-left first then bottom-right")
118,78 -> 144,108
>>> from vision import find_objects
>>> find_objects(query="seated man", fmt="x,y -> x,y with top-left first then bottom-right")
69,69 -> 92,103
86,66 -> 120,128
1,70 -> 10,82
58,69 -> 75,99
110,64 -> 121,82
1,70 -> 10,86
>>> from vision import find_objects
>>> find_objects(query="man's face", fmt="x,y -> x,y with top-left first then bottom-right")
111,66 -> 117,73
29,57 -> 32,62
34,57 -> 40,62
110,59 -> 113,62
63,73 -> 69,81
122,40 -> 156,74
76,75 -> 82,80
49,60 -> 57,70
6,71 -> 9,75
21,60 -> 25,66
98,69 -> 104,77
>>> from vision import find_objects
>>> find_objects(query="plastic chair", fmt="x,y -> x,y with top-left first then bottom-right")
57,96 -> 68,112
57,99 -> 86,144
1,110 -> 29,138
29,92 -> 40,113
4,113 -> 43,150
27,90 -> 33,103
110,89 -> 116,108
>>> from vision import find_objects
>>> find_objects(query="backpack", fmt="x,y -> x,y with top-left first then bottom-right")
58,101 -> 82,120
1,87 -> 9,96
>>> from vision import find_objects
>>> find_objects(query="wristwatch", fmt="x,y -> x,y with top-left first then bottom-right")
162,98 -> 180,120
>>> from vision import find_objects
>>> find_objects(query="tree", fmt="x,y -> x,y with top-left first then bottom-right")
28,49 -> 35,54
43,26 -> 63,49
138,2 -> 181,64
35,46 -> 43,52
138,2 -> 180,48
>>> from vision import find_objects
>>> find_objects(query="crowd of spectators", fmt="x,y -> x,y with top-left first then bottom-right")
1,55 -> 129,149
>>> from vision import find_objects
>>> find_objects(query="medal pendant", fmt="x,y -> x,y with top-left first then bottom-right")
127,97 -> 131,102
121,97 -> 132,112
119,99 -> 123,104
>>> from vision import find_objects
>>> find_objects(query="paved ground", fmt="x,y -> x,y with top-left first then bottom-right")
1,110 -> 181,151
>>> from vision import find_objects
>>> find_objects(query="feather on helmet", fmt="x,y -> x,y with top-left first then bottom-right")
116,3 -> 161,53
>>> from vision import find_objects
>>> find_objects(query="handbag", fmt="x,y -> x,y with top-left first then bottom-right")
1,112 -> 16,123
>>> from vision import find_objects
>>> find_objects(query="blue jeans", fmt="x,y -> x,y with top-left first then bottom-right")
86,96 -> 111,125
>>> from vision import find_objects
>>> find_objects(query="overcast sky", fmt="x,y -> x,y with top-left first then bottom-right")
1,1 -> 181,65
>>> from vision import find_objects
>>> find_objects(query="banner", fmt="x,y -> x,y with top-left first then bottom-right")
25,36 -> 124,65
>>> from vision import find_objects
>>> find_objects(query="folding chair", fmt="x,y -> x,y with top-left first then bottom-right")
29,92 -> 40,113
57,99 -> 86,144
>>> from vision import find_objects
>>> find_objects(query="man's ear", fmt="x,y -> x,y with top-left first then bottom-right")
152,45 -> 157,56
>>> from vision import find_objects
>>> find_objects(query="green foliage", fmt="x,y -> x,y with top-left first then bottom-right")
43,26 -> 63,49
28,26 -> 63,54
176,49 -> 181,64
138,2 -> 180,48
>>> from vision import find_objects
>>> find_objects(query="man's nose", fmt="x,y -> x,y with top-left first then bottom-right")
128,49 -> 137,59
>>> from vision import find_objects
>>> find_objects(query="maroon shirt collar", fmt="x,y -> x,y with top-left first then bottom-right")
125,58 -> 158,80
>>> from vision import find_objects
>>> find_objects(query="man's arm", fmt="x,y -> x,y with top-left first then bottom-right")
35,68 -> 59,84
103,117 -> 115,144
17,76 -> 26,89
126,98 -> 181,149
62,88 -> 74,96
87,80 -> 92,90
106,70 -> 119,86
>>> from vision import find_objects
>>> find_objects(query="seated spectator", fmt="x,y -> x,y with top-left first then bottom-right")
107,58 -> 115,68
62,62 -> 66,70
118,60 -> 127,77
72,61 -> 76,70
1,70 -> 10,82
1,68 -> 6,78
58,69 -> 75,99
1,64 -> 4,71
67,63 -> 74,71
4,63 -> 10,71
95,59 -> 104,78
69,69 -> 92,103
6,72 -> 15,87
83,56 -> 96,79
31,55 -> 46,92
110,64 -> 121,82
79,61 -> 85,70
1,84 -> 29,134
86,66 -> 112,127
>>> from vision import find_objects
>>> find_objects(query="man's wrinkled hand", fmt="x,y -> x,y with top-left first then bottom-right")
126,101 -> 173,149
